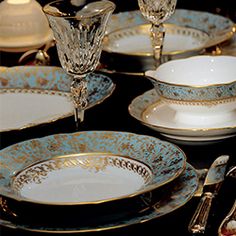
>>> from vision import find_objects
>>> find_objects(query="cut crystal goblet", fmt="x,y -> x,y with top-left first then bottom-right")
43,0 -> 115,126
138,0 -> 177,65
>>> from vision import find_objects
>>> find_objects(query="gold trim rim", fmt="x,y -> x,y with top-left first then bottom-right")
43,0 -> 116,19
159,95 -> 236,105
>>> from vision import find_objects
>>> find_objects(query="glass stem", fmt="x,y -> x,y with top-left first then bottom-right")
150,23 -> 165,66
70,76 -> 88,127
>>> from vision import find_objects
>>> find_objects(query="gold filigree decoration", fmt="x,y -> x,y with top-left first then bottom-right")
12,154 -> 152,192
161,96 -> 236,106
12,155 -> 109,191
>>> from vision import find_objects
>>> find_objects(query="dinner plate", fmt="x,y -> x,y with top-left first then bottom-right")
103,23 -> 209,56
0,66 -> 115,132
0,131 -> 186,202
102,23 -> 209,72
128,89 -> 236,142
106,9 -> 235,47
0,131 -> 186,226
101,9 -> 235,73
0,163 -> 198,233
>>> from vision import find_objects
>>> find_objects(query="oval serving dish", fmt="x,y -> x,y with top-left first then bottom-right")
0,66 -> 115,132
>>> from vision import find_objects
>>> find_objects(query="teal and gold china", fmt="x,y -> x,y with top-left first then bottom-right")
0,66 -> 115,132
128,89 -> 236,142
12,153 -> 153,203
106,9 -> 235,45
101,9 -> 235,73
0,131 -> 186,225
0,163 -> 198,233
145,55 -> 236,127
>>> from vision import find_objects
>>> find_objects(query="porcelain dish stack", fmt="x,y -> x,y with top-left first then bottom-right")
0,130 -> 199,233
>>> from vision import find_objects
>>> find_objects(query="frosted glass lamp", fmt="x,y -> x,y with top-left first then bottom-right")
0,0 -> 53,52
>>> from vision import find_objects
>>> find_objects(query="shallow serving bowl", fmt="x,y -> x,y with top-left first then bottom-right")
145,55 -> 236,126
0,131 -> 186,226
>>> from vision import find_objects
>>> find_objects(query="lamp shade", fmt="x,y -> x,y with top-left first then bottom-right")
0,0 -> 53,52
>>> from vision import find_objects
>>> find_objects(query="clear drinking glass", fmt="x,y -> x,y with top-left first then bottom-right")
137,0 -> 177,65
43,0 -> 115,126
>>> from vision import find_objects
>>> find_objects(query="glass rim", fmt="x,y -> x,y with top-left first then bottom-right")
43,0 -> 116,19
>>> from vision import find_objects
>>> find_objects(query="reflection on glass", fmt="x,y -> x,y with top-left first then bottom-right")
43,0 -> 115,126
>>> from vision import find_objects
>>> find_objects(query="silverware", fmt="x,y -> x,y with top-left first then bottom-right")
218,200 -> 236,236
194,168 -> 208,197
226,165 -> 236,178
188,155 -> 230,234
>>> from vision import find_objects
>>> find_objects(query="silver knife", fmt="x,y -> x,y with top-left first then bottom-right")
188,155 -> 230,234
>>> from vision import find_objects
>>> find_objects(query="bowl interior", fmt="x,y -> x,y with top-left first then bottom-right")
12,153 -> 153,204
149,56 -> 236,86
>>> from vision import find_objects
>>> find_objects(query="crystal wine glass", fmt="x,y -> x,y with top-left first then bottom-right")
43,0 -> 115,126
138,0 -> 177,65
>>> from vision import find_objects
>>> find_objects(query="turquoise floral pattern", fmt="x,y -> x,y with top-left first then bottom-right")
107,9 -> 234,48
0,66 -> 115,107
0,131 -> 186,200
155,81 -> 236,102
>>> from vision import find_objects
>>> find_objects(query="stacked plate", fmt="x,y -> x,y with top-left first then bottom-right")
0,131 -> 198,233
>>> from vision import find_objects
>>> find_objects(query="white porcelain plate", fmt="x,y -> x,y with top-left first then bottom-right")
129,89 -> 236,142
103,23 -> 209,56
12,153 -> 152,203
0,66 -> 115,132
